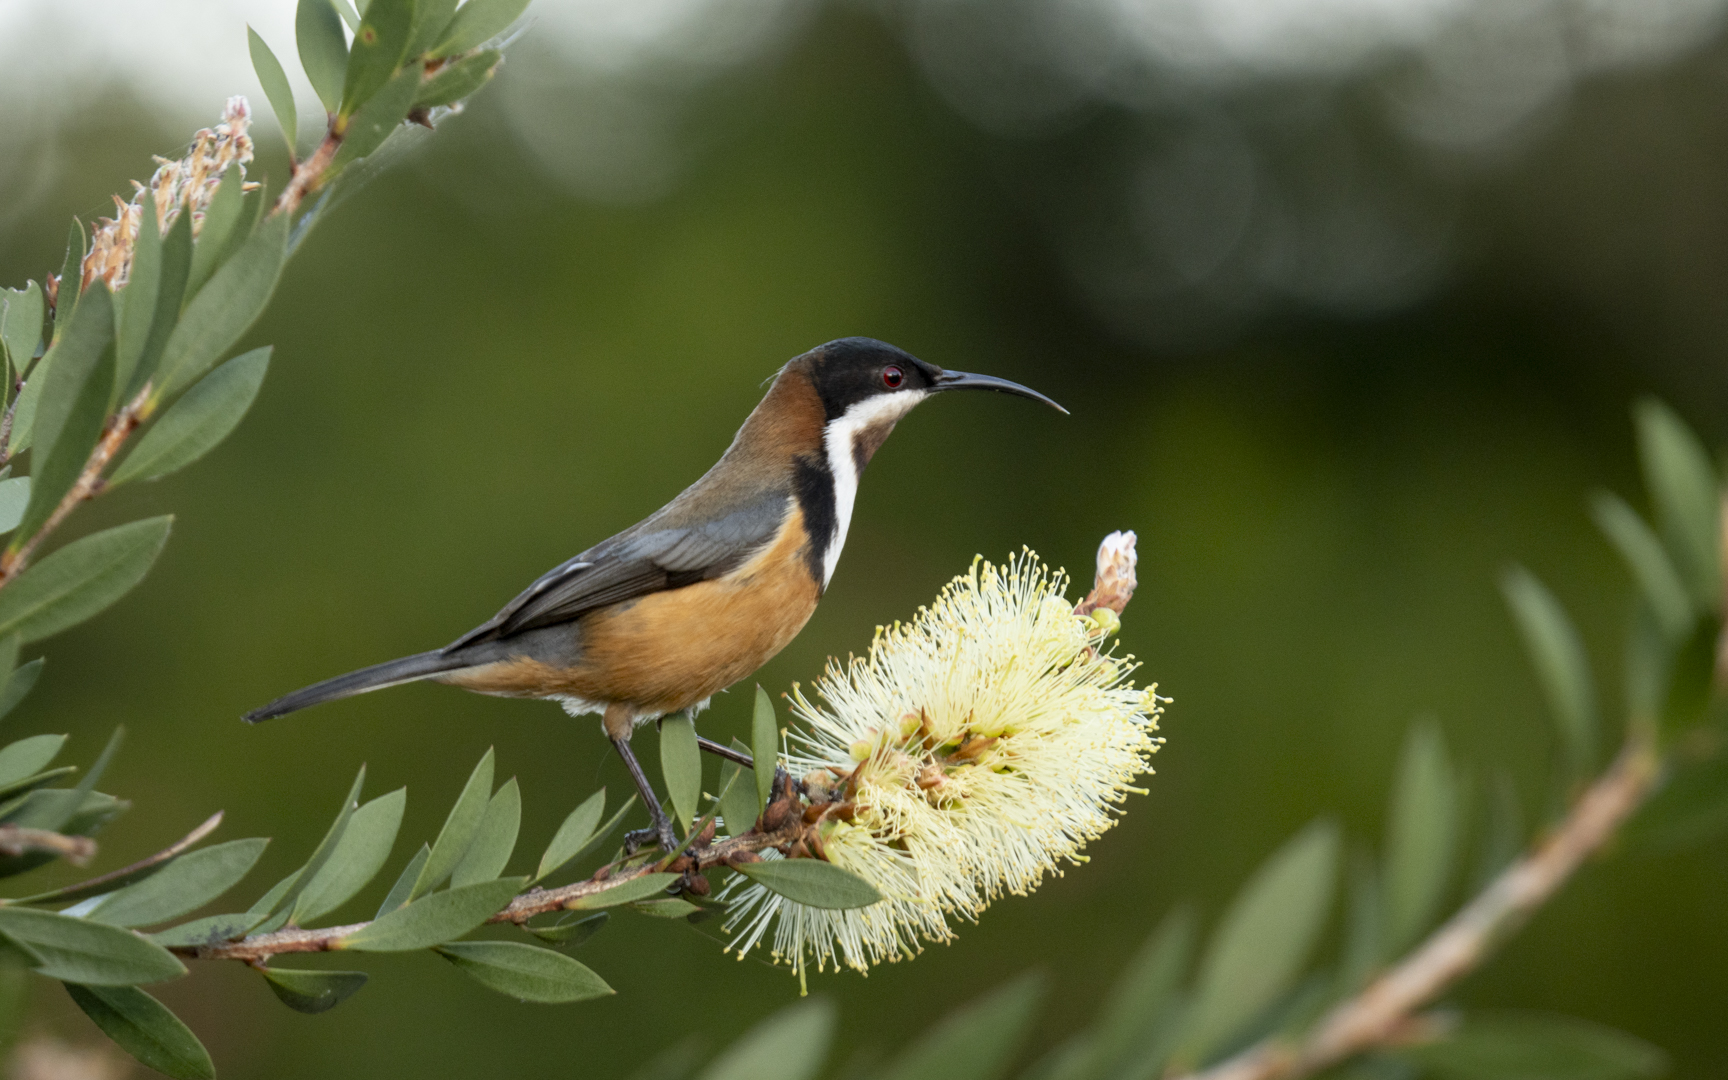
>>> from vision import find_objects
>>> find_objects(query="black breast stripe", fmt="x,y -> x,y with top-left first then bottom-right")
792,454 -> 836,587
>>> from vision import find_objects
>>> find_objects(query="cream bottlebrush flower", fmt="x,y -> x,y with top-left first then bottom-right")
722,537 -> 1166,982
80,96 -> 256,292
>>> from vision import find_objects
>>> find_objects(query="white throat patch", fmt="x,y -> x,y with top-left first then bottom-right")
820,390 -> 927,587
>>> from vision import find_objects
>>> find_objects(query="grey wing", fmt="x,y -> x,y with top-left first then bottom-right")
444,499 -> 787,651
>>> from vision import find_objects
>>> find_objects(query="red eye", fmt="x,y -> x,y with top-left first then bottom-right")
882,365 -> 905,389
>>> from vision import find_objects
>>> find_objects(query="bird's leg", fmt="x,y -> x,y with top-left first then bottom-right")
612,737 -> 677,852
695,735 -> 754,769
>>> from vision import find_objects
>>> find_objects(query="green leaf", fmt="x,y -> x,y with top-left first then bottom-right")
565,872 -> 679,911
1634,398 -> 1721,611
1592,492 -> 1694,640
1661,616 -> 1719,734
407,0 -> 460,58
147,914 -> 253,949
734,859 -> 882,910
11,807 -> 217,906
335,0 -> 362,30
1382,722 -> 1458,955
1403,1012 -> 1667,1080
414,748 -> 494,899
249,27 -> 299,155
53,219 -> 85,333
15,334 -> 112,547
429,0 -> 530,58
377,842 -> 428,917
660,713 -> 701,836
719,747 -> 761,838
297,0 -> 350,115
26,276 -> 112,464
1,282 -> 44,377
1501,567 -> 1598,781
0,766 -> 76,802
1624,599 -> 1670,727
271,765 -> 367,919
341,0 -> 416,117
114,190 -> 164,396
1338,851 -> 1382,994
0,908 -> 185,985
525,911 -> 607,946
113,347 -> 271,485
0,733 -> 66,787
183,168 -> 245,302
155,208 -> 287,401
753,685 -> 778,809
331,64 -> 421,167
452,777 -> 520,887
698,998 -> 834,1080
413,49 -> 499,108
879,972 -> 1044,1080
90,839 -> 269,927
631,898 -> 700,919
1627,745 -> 1728,848
534,789 -> 606,884
1088,907 -> 1195,1077
247,869 -> 299,922
263,968 -> 369,1014
293,786 -> 405,924
0,517 -> 172,644
64,984 -> 214,1080
1472,770 -> 1526,889
0,658 -> 42,723
1180,819 -> 1339,1064
0,476 -> 31,537
436,940 -> 614,1003
338,876 -> 524,951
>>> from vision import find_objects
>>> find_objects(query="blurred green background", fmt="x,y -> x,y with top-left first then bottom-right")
4,0 -> 1728,1076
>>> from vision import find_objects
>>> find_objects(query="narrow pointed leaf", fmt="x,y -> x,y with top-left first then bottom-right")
1592,492 -> 1694,639
15,333 -> 112,545
413,49 -> 499,108
753,685 -> 777,808
525,911 -> 607,946
407,0 -> 460,58
341,0 -> 415,117
566,872 -> 678,911
125,190 -> 193,398
25,280 -> 111,463
147,914 -> 253,949
719,748 -> 760,837
53,219 -> 85,333
697,999 -> 834,1080
248,871 -> 299,921
632,897 -> 700,918
184,168 -> 245,302
660,713 -> 700,836
0,658 -> 42,723
297,0 -> 350,115
331,64 -> 420,167
1089,907 -> 1195,1076
436,940 -> 613,1003
271,765 -> 366,918
114,347 -> 271,485
0,766 -> 76,802
452,777 -> 521,887
249,27 -> 298,154
534,789 -> 605,884
879,972 -> 1044,1080
293,786 -> 406,924
0,517 -> 173,644
734,860 -> 881,910
1402,1012 -> 1666,1080
1501,567 -> 1598,781
413,748 -> 494,898
156,210 -> 287,401
0,908 -> 185,985
1633,398 -> 1721,609
429,0 -> 530,58
263,968 -> 369,1014
64,984 -> 214,1080
1181,819 -> 1340,1063
377,842 -> 428,917
0,479 -> 29,536
90,839 -> 268,927
1383,723 -> 1458,955
114,189 -> 163,395
1,282 -> 44,378
337,876 -> 524,951
0,734 -> 66,787
12,811 -> 221,906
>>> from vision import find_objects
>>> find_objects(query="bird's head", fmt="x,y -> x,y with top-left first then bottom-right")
801,337 -> 1065,470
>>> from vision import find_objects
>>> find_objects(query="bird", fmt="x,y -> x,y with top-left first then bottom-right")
245,337 -> 1065,848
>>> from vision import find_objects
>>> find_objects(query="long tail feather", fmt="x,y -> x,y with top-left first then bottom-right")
244,650 -> 469,723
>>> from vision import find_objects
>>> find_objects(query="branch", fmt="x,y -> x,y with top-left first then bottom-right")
0,383 -> 151,586
0,825 -> 97,866
273,130 -> 340,220
1176,736 -> 1663,1080
176,816 -> 807,964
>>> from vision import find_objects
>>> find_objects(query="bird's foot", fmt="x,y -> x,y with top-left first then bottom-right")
623,820 -> 678,854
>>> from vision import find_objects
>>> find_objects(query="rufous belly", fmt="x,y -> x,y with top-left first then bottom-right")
444,507 -> 821,720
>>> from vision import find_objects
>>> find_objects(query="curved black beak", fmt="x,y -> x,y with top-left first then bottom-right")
929,369 -> 1068,414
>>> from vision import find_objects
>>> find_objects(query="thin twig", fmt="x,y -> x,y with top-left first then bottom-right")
0,383 -> 151,586
0,825 -> 96,866
273,129 -> 341,219
176,818 -> 804,963
1176,737 -> 1663,1080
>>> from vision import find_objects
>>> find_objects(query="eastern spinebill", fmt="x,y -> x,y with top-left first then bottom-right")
245,337 -> 1065,848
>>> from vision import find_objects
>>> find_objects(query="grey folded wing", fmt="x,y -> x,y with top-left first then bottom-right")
444,499 -> 788,651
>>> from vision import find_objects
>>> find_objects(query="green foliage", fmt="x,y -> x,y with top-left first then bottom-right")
566,872 -> 678,910
877,972 -> 1044,1080
14,281 -> 114,535
291,786 -> 405,923
64,984 -> 214,1080
263,968 -> 368,1014
533,788 -> 607,884
154,210 -> 287,401
183,169 -> 246,302
1632,399 -> 1720,611
1381,723 -> 1459,956
414,50 -> 500,108
330,66 -> 421,166
0,909 -> 185,985
248,27 -> 298,155
413,746 -> 494,899
753,684 -> 778,807
0,517 -> 172,644
734,858 -> 883,910
296,0 -> 349,115
661,712 -> 702,835
1501,567 -> 1599,781
338,877 -> 525,951
696,998 -> 834,1080
718,742 -> 760,837
428,0 -> 531,59
87,839 -> 267,928
340,0 -> 416,118
434,940 -> 613,1003
113,347 -> 271,485
1402,1013 -> 1667,1080
451,777 -> 521,887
